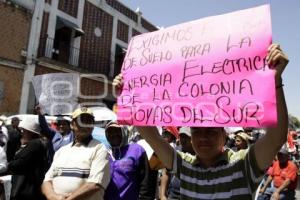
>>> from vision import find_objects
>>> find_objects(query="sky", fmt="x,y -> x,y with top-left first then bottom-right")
120,0 -> 300,119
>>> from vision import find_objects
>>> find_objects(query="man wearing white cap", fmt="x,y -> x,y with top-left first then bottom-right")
258,147 -> 298,200
8,118 -> 47,200
177,127 -> 194,154
42,107 -> 110,200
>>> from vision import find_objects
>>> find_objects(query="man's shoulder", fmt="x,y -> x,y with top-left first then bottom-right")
178,151 -> 197,164
28,138 -> 43,146
55,139 -> 106,156
227,148 -> 249,162
128,143 -> 145,151
287,160 -> 298,170
67,131 -> 74,137
7,128 -> 21,138
24,139 -> 46,153
126,143 -> 147,159
56,142 -> 73,152
88,139 -> 107,150
89,138 -> 102,145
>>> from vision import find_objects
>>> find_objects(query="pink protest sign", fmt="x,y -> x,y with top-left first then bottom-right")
117,4 -> 276,127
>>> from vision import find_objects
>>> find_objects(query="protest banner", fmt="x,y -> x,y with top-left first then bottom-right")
32,73 -> 79,115
117,4 -> 276,127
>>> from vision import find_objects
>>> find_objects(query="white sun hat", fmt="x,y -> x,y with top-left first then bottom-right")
19,118 -> 41,135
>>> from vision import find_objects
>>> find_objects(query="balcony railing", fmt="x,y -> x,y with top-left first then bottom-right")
38,37 -> 80,67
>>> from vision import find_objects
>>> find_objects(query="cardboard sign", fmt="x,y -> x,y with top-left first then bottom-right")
32,73 -> 79,115
118,5 -> 276,127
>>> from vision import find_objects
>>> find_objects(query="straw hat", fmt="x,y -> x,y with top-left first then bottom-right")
236,132 -> 251,142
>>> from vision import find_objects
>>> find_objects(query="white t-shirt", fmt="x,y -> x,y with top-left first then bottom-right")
44,139 -> 110,200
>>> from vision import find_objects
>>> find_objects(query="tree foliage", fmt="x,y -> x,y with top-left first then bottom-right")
289,114 -> 300,128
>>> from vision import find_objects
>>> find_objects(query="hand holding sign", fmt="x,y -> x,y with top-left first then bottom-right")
112,74 -> 124,95
35,105 -> 42,115
266,44 -> 289,83
32,73 -> 79,115
115,41 -> 289,126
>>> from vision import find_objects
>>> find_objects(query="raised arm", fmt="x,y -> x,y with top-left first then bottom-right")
254,44 -> 289,171
36,105 -> 56,140
138,151 -> 152,200
160,169 -> 171,200
137,127 -> 174,169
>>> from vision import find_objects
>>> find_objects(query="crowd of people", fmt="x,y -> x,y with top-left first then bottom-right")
0,44 -> 297,200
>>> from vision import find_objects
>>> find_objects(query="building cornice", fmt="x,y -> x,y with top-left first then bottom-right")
37,59 -> 113,85
0,58 -> 26,70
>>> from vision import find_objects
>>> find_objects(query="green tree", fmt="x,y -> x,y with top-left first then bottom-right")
289,114 -> 300,128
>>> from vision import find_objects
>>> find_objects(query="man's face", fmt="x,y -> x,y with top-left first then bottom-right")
162,131 -> 175,143
11,118 -> 20,128
20,129 -> 39,144
179,134 -> 194,154
57,120 -> 70,135
191,127 -> 225,159
72,114 -> 94,138
277,153 -> 289,165
106,125 -> 122,147
234,136 -> 247,150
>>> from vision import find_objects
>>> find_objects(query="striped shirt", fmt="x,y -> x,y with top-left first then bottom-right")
172,146 -> 263,200
44,139 -> 110,200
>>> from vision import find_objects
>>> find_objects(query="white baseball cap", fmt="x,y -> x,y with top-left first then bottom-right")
72,107 -> 94,119
179,127 -> 191,137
